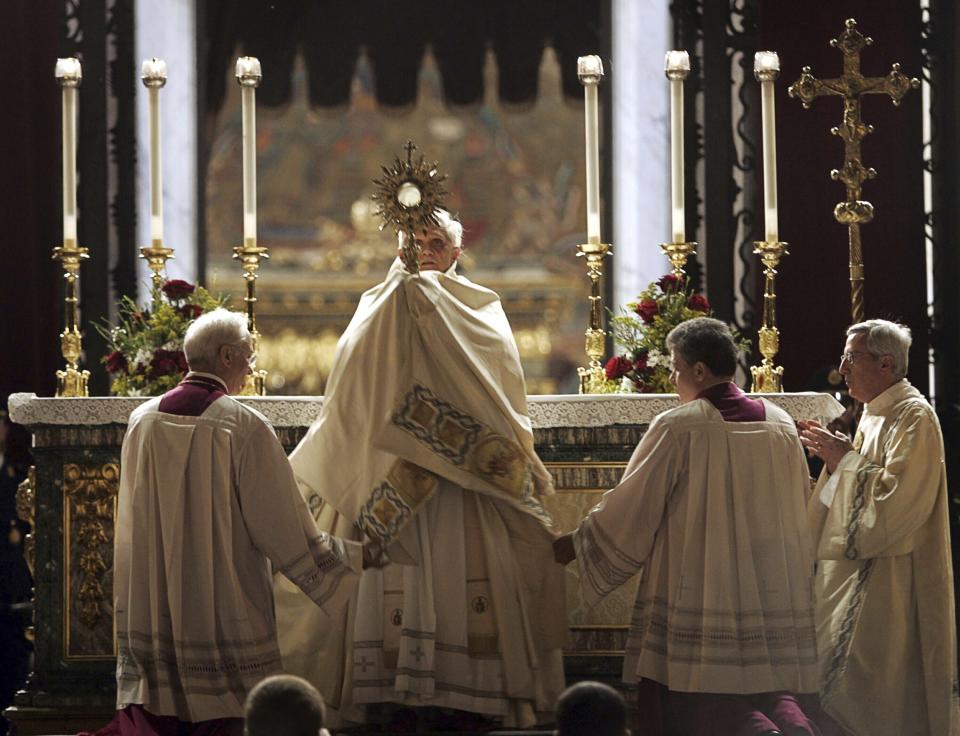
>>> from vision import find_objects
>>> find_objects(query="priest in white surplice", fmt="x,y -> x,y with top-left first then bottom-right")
275,210 -> 566,729
800,319 -> 960,736
555,317 -> 819,736
103,310 -> 367,736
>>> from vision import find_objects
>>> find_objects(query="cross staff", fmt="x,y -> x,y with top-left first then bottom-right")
788,18 -> 918,323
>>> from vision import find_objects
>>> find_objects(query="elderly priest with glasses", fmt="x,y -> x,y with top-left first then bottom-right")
800,319 -> 960,736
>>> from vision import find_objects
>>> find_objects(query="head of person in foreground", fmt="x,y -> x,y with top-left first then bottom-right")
244,674 -> 329,736
555,680 -> 630,736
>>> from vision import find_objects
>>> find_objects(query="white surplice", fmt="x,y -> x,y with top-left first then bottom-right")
574,398 -> 819,695
275,258 -> 565,726
115,388 -> 362,722
809,380 -> 960,736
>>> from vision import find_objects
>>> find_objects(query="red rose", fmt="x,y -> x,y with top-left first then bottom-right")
687,294 -> 710,312
657,273 -> 684,293
175,350 -> 189,372
635,298 -> 659,324
161,279 -> 196,301
604,356 -> 633,381
105,351 -> 127,374
179,304 -> 204,320
149,349 -> 182,378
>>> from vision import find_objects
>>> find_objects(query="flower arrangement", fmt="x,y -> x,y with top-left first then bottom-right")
602,273 -> 749,393
98,279 -> 226,396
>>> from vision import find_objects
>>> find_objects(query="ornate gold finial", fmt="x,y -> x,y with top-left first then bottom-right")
371,141 -> 449,273
788,18 -> 919,323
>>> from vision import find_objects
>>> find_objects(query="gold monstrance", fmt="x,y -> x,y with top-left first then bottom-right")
788,19 -> 918,323
371,141 -> 449,274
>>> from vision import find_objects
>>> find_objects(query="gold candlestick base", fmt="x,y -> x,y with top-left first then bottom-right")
576,242 -> 612,394
52,244 -> 90,397
660,241 -> 698,277
234,241 -> 271,397
56,360 -> 90,397
750,239 -> 789,393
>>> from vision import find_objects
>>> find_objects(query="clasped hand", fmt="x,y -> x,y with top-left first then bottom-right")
797,419 -> 853,474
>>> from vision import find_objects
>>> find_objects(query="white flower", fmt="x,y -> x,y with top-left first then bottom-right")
647,348 -> 666,368
161,340 -> 181,352
134,347 -> 152,366
125,388 -> 144,397
618,376 -> 637,394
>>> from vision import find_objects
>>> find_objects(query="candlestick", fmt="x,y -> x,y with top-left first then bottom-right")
665,51 -> 690,244
755,51 -> 780,242
141,58 -> 167,244
55,58 -> 82,249
578,55 -> 604,245
236,57 -> 262,246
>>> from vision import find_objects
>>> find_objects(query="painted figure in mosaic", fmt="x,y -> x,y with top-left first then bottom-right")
800,319 -> 960,736
99,310 -> 366,736
275,209 -> 566,729
555,317 -> 819,736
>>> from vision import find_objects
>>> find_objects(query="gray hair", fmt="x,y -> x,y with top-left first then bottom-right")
665,317 -> 739,377
397,208 -> 463,250
847,319 -> 911,378
245,674 -> 325,736
183,308 -> 250,372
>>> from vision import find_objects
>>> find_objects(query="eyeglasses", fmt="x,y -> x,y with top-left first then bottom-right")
839,351 -> 877,366
227,343 -> 257,370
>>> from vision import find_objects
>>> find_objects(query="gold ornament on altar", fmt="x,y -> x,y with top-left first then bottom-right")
371,141 -> 449,274
788,18 -> 919,323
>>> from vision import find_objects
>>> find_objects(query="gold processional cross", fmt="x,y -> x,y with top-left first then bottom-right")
788,18 -> 918,323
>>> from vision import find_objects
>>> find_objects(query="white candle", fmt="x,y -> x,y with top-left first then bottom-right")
577,55 -> 604,245
665,51 -> 690,244
55,58 -> 82,247
755,51 -> 780,242
141,58 -> 167,243
236,57 -> 262,246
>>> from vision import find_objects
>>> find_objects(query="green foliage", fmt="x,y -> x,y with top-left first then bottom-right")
97,280 -> 226,396
603,274 -> 750,393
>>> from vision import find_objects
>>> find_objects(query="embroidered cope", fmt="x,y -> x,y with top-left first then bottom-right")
275,258 -> 565,727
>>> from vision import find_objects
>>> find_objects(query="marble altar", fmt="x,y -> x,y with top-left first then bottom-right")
5,391 -> 842,734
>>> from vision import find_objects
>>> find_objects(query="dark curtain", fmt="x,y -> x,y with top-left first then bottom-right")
0,1 -> 63,399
